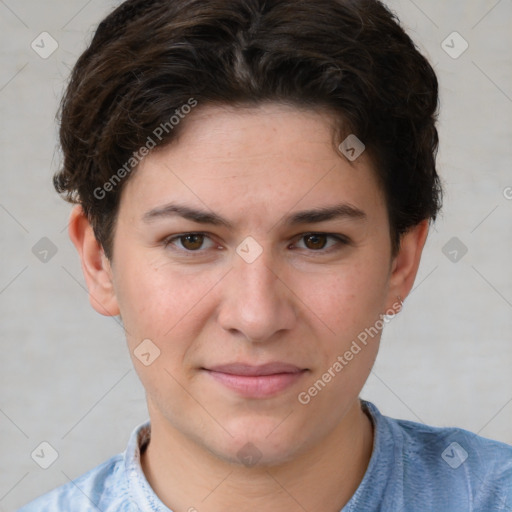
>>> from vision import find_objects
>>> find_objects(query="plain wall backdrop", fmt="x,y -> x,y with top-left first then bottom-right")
1,0 -> 511,510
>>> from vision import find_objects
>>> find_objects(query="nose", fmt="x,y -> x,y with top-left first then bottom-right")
217,245 -> 297,343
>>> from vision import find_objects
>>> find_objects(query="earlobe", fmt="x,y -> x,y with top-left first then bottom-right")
68,205 -> 120,317
387,220 -> 430,308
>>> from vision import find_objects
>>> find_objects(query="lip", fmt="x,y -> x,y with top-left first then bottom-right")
202,363 -> 308,398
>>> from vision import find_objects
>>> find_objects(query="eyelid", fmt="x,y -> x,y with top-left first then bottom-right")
299,232 -> 351,244
162,232 -> 217,251
291,232 -> 351,252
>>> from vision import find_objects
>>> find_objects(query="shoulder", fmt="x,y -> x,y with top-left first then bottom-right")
17,453 -> 134,512
17,420 -> 153,512
395,413 -> 512,470
376,404 -> 512,508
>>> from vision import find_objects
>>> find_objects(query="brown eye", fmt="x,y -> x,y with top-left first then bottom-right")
180,234 -> 205,250
163,232 -> 217,254
303,234 -> 328,250
293,233 -> 349,253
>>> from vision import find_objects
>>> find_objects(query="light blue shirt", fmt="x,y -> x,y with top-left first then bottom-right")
18,400 -> 512,511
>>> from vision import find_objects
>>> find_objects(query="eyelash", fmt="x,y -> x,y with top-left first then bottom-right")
162,232 -> 351,256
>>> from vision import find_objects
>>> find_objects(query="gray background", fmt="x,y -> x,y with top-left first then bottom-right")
1,0 -> 511,510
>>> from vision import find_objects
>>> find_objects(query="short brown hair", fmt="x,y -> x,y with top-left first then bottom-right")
55,0 -> 442,259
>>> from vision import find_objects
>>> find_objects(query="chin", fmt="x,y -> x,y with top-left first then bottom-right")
210,418 -> 308,468
216,441 -> 302,469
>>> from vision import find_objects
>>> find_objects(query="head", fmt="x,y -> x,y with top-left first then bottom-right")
61,0 -> 441,467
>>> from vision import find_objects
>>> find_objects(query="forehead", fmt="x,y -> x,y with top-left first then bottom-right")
119,103 -> 386,226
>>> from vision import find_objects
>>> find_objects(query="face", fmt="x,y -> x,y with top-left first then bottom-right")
97,104 -> 409,466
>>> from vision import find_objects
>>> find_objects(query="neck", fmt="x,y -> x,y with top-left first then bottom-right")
141,399 -> 373,512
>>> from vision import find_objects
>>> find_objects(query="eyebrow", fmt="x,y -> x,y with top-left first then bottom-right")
142,202 -> 367,228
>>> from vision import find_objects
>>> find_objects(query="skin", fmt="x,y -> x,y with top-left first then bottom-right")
69,103 -> 428,511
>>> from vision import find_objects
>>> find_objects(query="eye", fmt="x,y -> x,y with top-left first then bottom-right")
163,232 -> 216,252
293,233 -> 349,252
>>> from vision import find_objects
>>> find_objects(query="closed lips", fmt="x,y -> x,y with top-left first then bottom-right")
204,363 -> 307,376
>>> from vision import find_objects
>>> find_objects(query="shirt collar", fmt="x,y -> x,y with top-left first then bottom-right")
124,419 -> 173,511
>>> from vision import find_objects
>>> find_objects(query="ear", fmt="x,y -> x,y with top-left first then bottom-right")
386,219 -> 429,311
68,205 -> 120,317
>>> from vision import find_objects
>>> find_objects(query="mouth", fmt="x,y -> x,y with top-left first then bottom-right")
201,363 -> 309,398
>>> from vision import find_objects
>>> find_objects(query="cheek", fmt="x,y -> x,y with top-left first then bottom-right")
295,258 -> 389,344
294,261 -> 386,420
113,260 -> 215,400
113,257 -> 223,348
